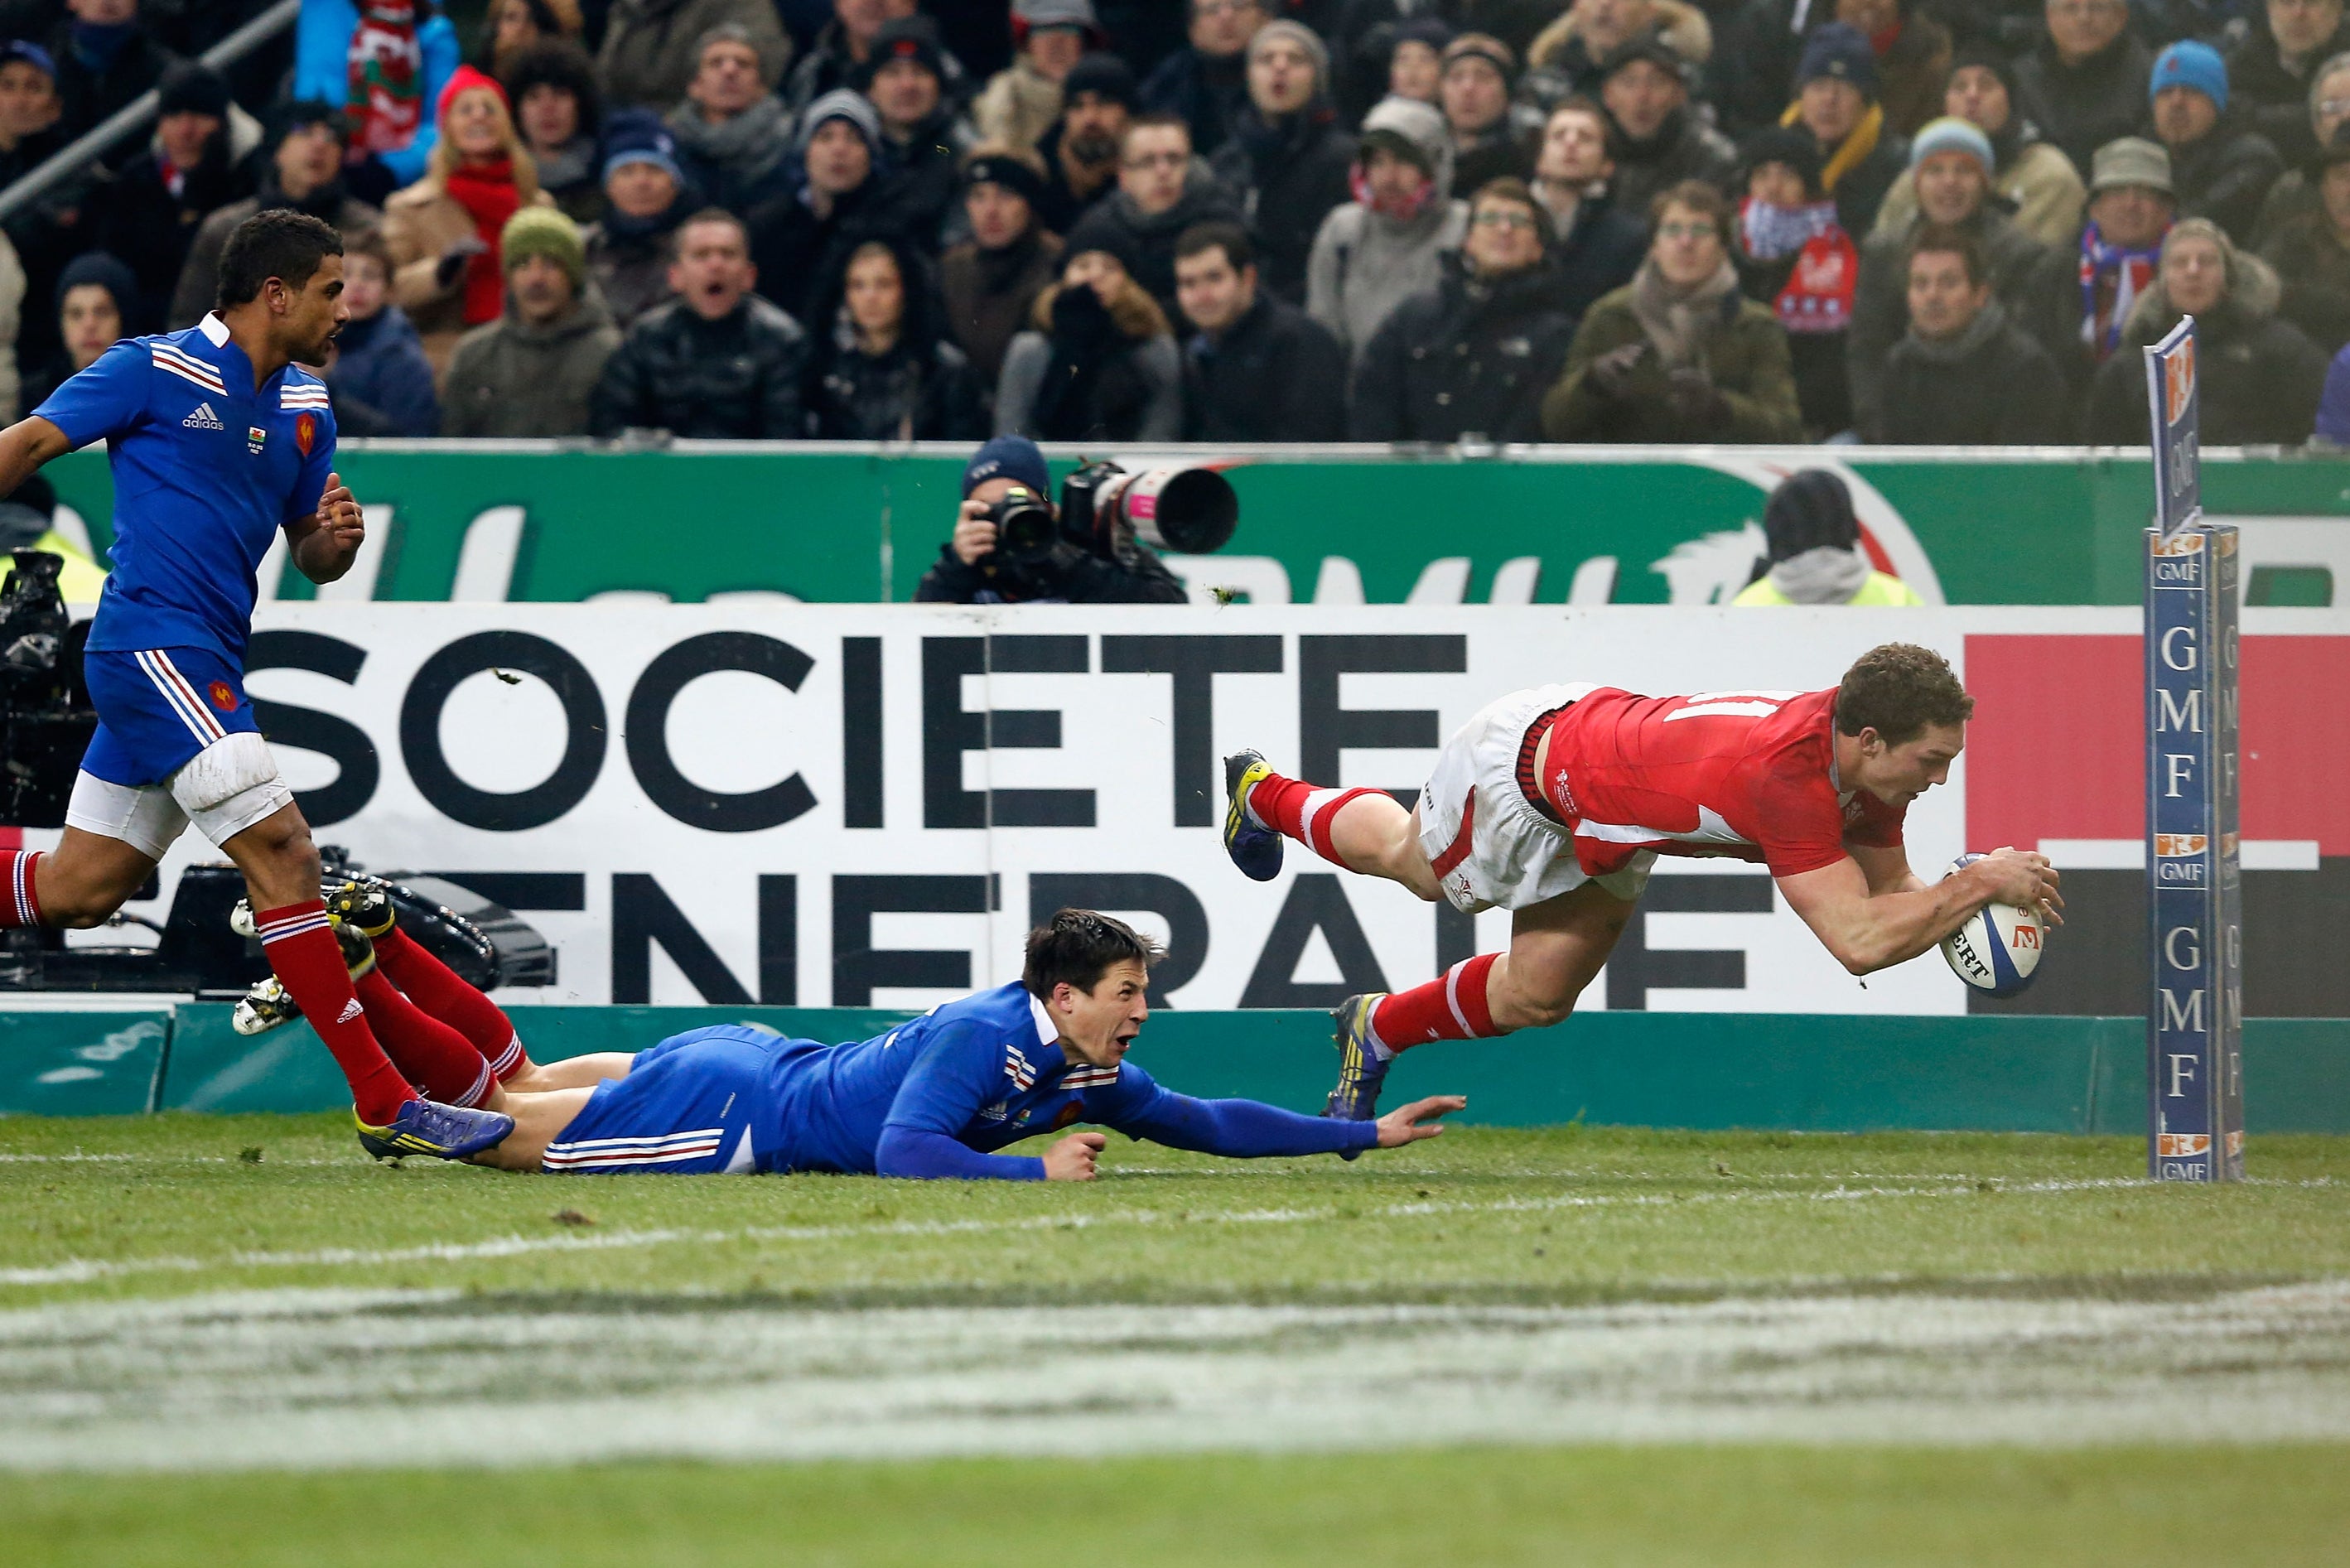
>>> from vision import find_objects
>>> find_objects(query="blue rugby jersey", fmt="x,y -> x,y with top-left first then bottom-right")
32,314 -> 337,663
762,982 -> 1378,1179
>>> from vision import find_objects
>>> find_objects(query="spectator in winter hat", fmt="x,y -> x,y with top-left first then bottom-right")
171,99 -> 384,330
597,0 -> 788,113
1831,0 -> 1953,138
2013,0 -> 2152,176
1532,96 -> 1647,319
787,0 -> 967,120
857,15 -> 977,246
92,60 -> 252,330
2020,135 -> 2178,398
2087,215 -> 2328,441
22,248 -> 136,414
1140,0 -> 1269,158
1846,115 -> 2051,417
940,145 -> 1066,391
1599,32 -> 1737,220
666,23 -> 795,215
1175,220 -> 1347,441
584,108 -> 695,327
994,206 -> 1184,441
442,205 -> 620,437
2260,123 -> 2350,350
1787,22 -> 1911,238
976,0 -> 1100,157
1386,17 -> 1450,108
1209,19 -> 1356,303
1521,0 -> 1713,120
1734,125 -> 1857,436
505,40 -> 603,224
1870,224 -> 2068,442
2248,49 -> 2350,241
2229,0 -> 2350,164
0,39 -> 64,189
745,89 -> 882,322
2149,39 -> 2284,238
1035,51 -> 1136,232
1871,47 -> 2087,247
1305,94 -> 1470,363
1440,35 -> 1531,193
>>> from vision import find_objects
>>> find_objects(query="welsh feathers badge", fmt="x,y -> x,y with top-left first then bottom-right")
295,413 -> 316,456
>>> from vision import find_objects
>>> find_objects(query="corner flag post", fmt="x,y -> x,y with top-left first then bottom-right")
2143,316 -> 2244,1182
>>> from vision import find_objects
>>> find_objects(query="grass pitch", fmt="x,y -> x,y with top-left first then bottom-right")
2,1113 -> 2346,1564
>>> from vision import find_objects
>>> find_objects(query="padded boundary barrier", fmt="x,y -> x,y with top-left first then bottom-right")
2,1006 -> 2343,1132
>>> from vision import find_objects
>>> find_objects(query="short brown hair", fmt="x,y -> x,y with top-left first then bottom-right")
1835,644 -> 1975,744
1175,220 -> 1253,270
340,223 -> 393,273
1120,112 -> 1190,157
675,206 -> 749,252
1907,222 -> 1987,287
1469,176 -> 1554,248
1650,178 -> 1733,248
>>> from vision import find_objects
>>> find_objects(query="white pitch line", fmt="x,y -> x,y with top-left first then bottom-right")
0,1175 -> 2172,1289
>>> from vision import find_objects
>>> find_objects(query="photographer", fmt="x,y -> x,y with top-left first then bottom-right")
914,436 -> 1187,605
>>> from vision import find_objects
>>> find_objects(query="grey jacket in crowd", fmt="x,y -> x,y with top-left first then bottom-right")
442,292 -> 624,438
1307,96 -> 1469,362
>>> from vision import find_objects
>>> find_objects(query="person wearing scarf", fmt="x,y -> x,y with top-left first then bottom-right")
1735,126 -> 1857,435
664,22 -> 794,214
1305,94 -> 1468,362
50,0 -> 175,162
1208,20 -> 1357,304
1542,178 -> 1805,441
940,147 -> 1065,393
293,0 -> 460,200
995,214 -> 1182,441
383,64 -> 552,376
1781,23 -> 1910,239
2059,135 -> 2176,384
583,109 -> 697,328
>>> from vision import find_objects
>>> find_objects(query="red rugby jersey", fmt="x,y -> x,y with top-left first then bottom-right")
1535,687 -> 1907,879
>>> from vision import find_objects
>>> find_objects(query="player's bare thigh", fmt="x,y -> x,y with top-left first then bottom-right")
469,1085 -> 601,1171
1487,880 -> 1638,1030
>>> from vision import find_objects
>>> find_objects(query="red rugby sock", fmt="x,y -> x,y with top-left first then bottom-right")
1,850 -> 44,927
253,900 -> 411,1125
1372,953 -> 1503,1052
1245,774 -> 1386,870
355,968 -> 494,1107
374,925 -> 534,1081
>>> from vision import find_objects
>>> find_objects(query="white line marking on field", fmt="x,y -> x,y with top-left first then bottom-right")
0,1152 -> 135,1163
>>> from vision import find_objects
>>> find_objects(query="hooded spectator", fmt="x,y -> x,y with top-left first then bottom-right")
2087,216 -> 2328,440
2150,40 -> 2286,238
1870,224 -> 2068,441
1080,113 -> 1240,321
1783,23 -> 1911,237
2230,0 -> 2350,162
1140,0 -> 1267,158
172,101 -> 382,330
1209,21 -> 1355,303
505,40 -> 602,224
50,0 -> 176,161
480,0 -> 581,79
2013,0 -> 2154,176
2249,48 -> 2350,239
1033,51 -> 1136,232
1519,0 -> 1711,117
2023,136 -> 2179,393
1532,96 -> 1648,317
1351,177 -> 1576,441
442,205 -> 619,435
22,248 -> 133,412
1846,115 -> 2050,415
1441,34 -> 1536,191
746,89 -> 886,323
802,234 -> 986,439
995,212 -> 1183,440
666,23 -> 794,214
584,109 -> 693,327
859,15 -> 978,245
788,0 -> 968,118
1307,95 -> 1470,363
1542,179 -> 1806,441
92,61 -> 252,328
1175,220 -> 1347,440
292,0 -> 461,199
940,147 -> 1065,393
1870,47 -> 2087,245
383,65 -> 556,374
1730,469 -> 1923,605
2261,123 -> 2350,348
975,0 -> 1098,157
319,226 -> 440,437
1735,126 -> 1857,435
591,207 -> 809,437
597,0 -> 788,112
1599,31 -> 1737,218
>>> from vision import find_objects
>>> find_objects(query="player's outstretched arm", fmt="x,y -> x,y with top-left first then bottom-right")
1108,1080 -> 1464,1161
0,417 -> 73,497
1778,848 -> 2062,976
284,472 -> 365,584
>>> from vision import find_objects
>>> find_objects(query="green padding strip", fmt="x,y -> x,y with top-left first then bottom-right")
0,1011 -> 171,1116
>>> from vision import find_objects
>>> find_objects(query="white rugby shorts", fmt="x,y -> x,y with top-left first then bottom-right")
65,731 -> 295,859
1415,683 -> 1656,914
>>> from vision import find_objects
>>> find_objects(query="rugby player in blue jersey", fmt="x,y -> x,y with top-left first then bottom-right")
377,907 -> 1461,1179
0,212 -> 511,1161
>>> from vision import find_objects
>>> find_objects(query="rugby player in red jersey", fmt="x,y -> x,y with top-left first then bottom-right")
1219,643 -> 2063,1120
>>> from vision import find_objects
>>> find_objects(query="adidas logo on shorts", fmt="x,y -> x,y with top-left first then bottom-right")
182,402 -> 224,431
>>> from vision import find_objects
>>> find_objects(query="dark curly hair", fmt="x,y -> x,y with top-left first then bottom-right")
1835,643 -> 1975,745
502,38 -> 602,139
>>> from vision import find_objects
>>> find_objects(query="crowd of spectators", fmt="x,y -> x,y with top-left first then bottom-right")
1,0 -> 2348,445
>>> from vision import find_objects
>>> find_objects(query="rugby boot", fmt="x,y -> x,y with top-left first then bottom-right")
355,1097 -> 514,1161
227,926 -> 376,1035
1323,992 -> 1392,1150
322,877 -> 397,938
1221,750 -> 1284,882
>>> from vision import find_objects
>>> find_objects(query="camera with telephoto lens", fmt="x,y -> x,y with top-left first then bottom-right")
989,461 -> 1239,567
0,551 -> 97,827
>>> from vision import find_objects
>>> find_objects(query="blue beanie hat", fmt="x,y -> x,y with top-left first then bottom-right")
2151,41 -> 2227,113
963,436 -> 1050,499
601,108 -> 683,184
1909,115 -> 1994,171
1795,23 -> 1877,98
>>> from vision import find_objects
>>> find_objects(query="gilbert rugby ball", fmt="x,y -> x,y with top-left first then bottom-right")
1939,854 -> 2046,996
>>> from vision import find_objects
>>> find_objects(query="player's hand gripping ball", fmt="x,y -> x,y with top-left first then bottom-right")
1939,854 -> 2046,996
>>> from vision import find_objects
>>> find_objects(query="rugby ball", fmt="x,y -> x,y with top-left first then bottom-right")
1939,855 -> 2045,996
